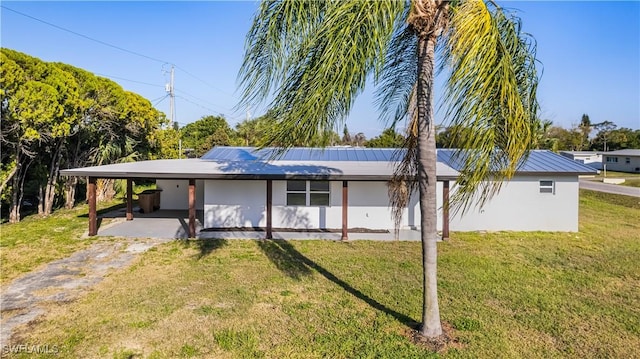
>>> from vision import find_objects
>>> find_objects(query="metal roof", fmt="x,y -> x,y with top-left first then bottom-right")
436,149 -> 597,175
60,147 -> 595,180
60,158 -> 459,181
598,149 -> 640,157
205,147 -> 597,175
202,146 -> 399,162
559,151 -> 600,156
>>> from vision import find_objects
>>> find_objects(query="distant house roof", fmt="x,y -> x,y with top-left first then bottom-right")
61,147 -> 596,180
559,151 -> 601,156
598,149 -> 640,157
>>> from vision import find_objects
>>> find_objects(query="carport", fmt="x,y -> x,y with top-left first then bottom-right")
60,148 -> 459,240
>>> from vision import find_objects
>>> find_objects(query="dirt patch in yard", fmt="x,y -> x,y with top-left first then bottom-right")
0,237 -> 172,346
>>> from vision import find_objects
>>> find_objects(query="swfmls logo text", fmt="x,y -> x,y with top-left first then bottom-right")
2,344 -> 59,354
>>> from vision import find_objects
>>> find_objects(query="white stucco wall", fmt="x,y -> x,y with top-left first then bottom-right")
200,176 -> 580,232
603,155 -> 640,173
156,179 -> 204,210
203,180 -> 400,230
346,182 -> 394,230
405,181 -> 444,231
446,175 -> 579,232
204,180 -> 266,228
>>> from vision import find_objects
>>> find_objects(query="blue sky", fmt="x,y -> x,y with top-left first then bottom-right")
2,1 -> 639,138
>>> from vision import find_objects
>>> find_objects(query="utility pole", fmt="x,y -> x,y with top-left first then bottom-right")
165,65 -> 176,128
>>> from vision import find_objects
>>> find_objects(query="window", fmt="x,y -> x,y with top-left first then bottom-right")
625,157 -> 631,164
286,180 -> 330,206
539,180 -> 554,194
606,156 -> 618,163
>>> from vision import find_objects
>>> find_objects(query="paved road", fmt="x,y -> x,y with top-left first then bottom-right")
579,180 -> 640,197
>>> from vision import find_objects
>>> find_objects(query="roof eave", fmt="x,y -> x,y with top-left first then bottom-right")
59,170 -> 459,181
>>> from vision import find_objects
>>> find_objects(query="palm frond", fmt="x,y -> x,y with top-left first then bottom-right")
237,0 -> 328,109
238,0 -> 405,150
374,2 -> 416,128
441,0 -> 539,214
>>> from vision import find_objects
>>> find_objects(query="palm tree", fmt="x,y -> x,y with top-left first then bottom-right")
238,0 -> 538,338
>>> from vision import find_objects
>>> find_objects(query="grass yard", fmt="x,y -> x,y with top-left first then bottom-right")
587,170 -> 640,188
593,170 -> 640,179
0,200 -> 124,286
620,178 -> 640,188
0,183 -> 158,286
2,190 -> 639,358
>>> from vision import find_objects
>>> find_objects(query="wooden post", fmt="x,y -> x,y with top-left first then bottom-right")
188,179 -> 196,238
442,180 -> 450,240
266,179 -> 273,239
88,177 -> 97,236
341,181 -> 348,241
126,179 -> 133,221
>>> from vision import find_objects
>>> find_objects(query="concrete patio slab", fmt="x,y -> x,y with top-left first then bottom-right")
96,209 -> 423,241
96,208 -> 203,239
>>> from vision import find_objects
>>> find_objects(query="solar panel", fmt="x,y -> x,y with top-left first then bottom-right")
201,147 -> 596,174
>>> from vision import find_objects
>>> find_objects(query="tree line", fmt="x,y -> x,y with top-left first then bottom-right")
534,115 -> 640,152
438,114 -> 639,152
179,114 -> 406,158
0,49 -> 406,223
2,48 -> 637,223
1,49 -> 171,223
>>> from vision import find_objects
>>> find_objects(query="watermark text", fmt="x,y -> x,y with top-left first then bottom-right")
2,343 -> 59,355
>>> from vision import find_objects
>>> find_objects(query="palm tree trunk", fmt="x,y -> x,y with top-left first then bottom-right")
416,34 -> 442,338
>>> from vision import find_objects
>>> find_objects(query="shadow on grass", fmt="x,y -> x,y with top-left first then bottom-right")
256,239 -> 417,328
180,238 -> 228,260
256,239 -> 313,280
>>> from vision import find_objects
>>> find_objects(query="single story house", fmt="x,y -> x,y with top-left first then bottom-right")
599,149 -> 640,173
60,147 -> 597,239
559,151 -> 602,170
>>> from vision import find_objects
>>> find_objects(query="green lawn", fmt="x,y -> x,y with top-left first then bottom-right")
620,178 -> 640,188
2,190 -> 639,358
594,170 -> 640,179
0,200 -> 124,286
587,170 -> 640,188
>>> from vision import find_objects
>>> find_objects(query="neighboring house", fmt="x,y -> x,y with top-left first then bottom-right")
61,147 -> 596,238
599,149 -> 640,173
559,151 -> 602,170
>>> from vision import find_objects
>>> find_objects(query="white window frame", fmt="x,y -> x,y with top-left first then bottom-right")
539,180 -> 555,194
286,180 -> 330,206
625,157 -> 631,164
606,156 -> 618,163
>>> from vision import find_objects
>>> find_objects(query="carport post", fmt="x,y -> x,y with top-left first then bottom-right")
442,180 -> 450,240
188,179 -> 196,238
88,176 -> 97,236
266,179 -> 273,239
126,179 -> 133,221
341,181 -> 348,241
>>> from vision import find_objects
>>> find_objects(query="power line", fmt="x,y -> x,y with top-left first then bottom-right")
154,95 -> 169,107
175,89 -> 230,111
150,94 -> 168,103
175,95 -> 225,116
174,65 -> 236,97
2,5 -> 170,65
4,5 -> 245,123
94,72 -> 164,88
